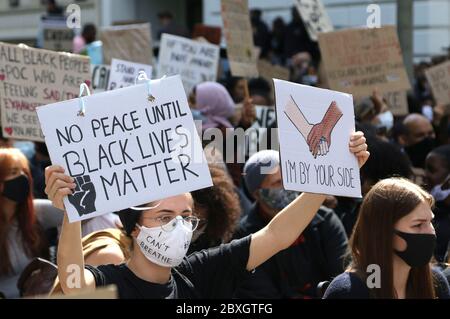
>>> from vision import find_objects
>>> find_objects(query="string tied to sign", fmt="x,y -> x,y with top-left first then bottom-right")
77,82 -> 91,117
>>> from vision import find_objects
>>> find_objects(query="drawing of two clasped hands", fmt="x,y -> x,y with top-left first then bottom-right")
284,95 -> 343,158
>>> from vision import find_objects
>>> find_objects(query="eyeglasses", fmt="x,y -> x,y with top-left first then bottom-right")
142,215 -> 201,232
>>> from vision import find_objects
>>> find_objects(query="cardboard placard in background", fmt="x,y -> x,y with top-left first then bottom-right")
108,58 -> 152,90
294,0 -> 334,41
274,79 -> 361,198
318,26 -> 411,98
221,0 -> 258,77
384,90 -> 409,116
0,42 -> 90,141
100,23 -> 153,65
425,60 -> 450,107
157,34 -> 220,94
37,75 -> 212,222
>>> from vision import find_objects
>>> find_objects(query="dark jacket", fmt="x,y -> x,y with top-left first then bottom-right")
234,203 -> 348,298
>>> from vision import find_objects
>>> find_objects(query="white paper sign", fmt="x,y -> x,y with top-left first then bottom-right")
107,58 -> 152,91
37,75 -> 213,222
90,64 -> 110,93
248,106 -> 277,153
294,0 -> 334,41
274,79 -> 361,197
157,34 -> 220,94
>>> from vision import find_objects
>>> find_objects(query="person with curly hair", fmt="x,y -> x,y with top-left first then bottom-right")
188,164 -> 241,254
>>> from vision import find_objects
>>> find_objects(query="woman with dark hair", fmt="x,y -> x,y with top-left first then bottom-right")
0,148 -> 49,298
324,178 -> 450,299
189,164 -> 241,254
425,145 -> 450,261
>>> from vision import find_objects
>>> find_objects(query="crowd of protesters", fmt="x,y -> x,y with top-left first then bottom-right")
0,1 -> 449,299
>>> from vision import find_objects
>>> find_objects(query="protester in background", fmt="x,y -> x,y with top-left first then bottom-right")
157,10 -> 189,40
226,77 -> 247,104
335,136 -> 413,236
269,17 -> 286,65
248,77 -> 273,106
397,114 -> 436,169
0,129 -> 13,148
188,164 -> 241,254
425,145 -> 450,262
45,132 -> 368,298
284,7 -> 320,67
250,9 -> 271,59
234,150 -> 348,298
324,178 -> 450,299
0,148 -> 49,298
73,24 -> 97,54
30,143 -> 51,199
45,0 -> 63,17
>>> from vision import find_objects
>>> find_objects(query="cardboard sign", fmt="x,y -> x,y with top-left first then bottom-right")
258,59 -> 290,94
384,90 -> 408,116
42,20 -> 74,52
108,59 -> 152,91
425,60 -> 450,107
90,64 -> 110,93
37,75 -> 212,222
192,24 -> 222,45
274,79 -> 361,197
100,23 -> 153,65
318,26 -> 411,98
0,42 -> 90,141
294,0 -> 334,41
157,34 -> 220,94
221,0 -> 258,77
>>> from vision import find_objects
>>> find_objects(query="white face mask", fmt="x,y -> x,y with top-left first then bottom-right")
136,216 -> 193,267
430,183 -> 450,202
376,111 -> 394,131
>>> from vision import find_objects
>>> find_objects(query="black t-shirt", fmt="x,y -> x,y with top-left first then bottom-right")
323,268 -> 450,299
86,235 -> 252,299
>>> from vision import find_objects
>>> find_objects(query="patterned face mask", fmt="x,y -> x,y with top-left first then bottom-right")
258,188 -> 300,211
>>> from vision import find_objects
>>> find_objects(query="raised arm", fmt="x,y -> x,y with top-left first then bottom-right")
246,131 -> 368,271
45,165 -> 96,294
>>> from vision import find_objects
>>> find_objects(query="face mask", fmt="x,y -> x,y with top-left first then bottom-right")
376,111 -> 394,131
136,216 -> 192,267
2,174 -> 30,203
394,230 -> 436,267
258,188 -> 299,211
430,183 -> 450,202
404,137 -> 435,168
302,75 -> 318,86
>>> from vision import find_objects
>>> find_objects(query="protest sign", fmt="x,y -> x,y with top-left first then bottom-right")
42,20 -> 74,52
258,59 -> 290,94
0,42 -> 91,141
274,79 -> 361,197
221,0 -> 258,77
100,23 -> 153,65
192,24 -> 222,45
384,90 -> 408,116
37,75 -> 213,222
157,34 -> 219,94
425,60 -> 450,107
294,0 -> 334,41
108,59 -> 152,91
90,64 -> 110,93
318,26 -> 411,98
248,105 -> 277,153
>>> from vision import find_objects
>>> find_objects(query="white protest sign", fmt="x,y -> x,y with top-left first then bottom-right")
294,0 -> 334,41
37,75 -> 213,222
157,34 -> 219,94
247,105 -> 277,153
0,42 -> 90,141
274,79 -> 361,197
108,58 -> 152,90
90,64 -> 110,93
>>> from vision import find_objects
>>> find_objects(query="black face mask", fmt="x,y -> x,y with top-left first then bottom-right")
2,174 -> 30,203
404,137 -> 435,168
394,230 -> 436,267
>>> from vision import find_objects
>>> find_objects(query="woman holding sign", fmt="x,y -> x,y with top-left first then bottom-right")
44,132 -> 369,299
323,178 -> 450,299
